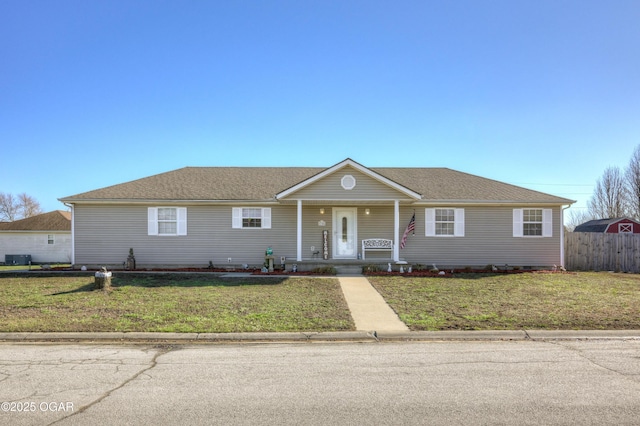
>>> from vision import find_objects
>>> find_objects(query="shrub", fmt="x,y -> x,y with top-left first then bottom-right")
311,266 -> 337,275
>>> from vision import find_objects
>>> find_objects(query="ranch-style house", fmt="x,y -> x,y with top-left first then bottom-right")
59,158 -> 575,271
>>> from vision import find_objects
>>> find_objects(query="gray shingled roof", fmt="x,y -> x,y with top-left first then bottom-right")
59,165 -> 574,204
573,218 -> 638,232
0,211 -> 71,231
371,168 -> 573,203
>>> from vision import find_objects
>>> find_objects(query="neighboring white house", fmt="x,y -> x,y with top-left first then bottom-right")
0,210 -> 72,264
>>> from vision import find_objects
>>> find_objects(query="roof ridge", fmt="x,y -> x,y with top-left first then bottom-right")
59,164 -> 574,205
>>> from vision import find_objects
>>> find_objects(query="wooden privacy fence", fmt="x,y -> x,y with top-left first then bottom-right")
565,232 -> 640,273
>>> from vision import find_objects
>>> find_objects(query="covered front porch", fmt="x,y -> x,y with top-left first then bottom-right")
289,200 -> 414,263
274,158 -> 423,263
282,258 -> 412,274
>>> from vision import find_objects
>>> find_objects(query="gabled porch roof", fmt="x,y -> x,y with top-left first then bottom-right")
276,158 -> 422,201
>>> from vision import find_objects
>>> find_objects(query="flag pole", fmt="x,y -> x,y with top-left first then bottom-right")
413,209 -> 415,235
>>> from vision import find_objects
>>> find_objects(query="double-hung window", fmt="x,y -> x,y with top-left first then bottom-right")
523,209 -> 543,236
425,208 -> 464,237
148,207 -> 187,236
158,208 -> 178,234
47,234 -> 55,245
513,208 -> 552,237
232,208 -> 271,229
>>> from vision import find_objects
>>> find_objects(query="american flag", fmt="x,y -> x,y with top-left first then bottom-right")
400,213 -> 415,249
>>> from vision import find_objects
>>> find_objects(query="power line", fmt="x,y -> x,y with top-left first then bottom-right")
512,183 -> 593,187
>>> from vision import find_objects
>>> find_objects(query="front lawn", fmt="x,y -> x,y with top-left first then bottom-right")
369,272 -> 640,330
0,274 -> 354,333
4,271 -> 639,333
0,264 -> 71,271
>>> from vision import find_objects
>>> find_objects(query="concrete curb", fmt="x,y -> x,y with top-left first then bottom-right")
376,330 -> 529,341
1,330 -> 639,344
0,331 -> 377,343
524,329 -> 640,340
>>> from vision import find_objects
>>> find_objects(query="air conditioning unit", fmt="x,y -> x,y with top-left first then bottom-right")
4,255 -> 32,265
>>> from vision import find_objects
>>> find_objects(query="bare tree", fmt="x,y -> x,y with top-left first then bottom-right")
625,145 -> 640,220
565,209 -> 593,232
0,192 -> 19,221
587,166 -> 629,219
0,192 -> 43,221
17,193 -> 43,218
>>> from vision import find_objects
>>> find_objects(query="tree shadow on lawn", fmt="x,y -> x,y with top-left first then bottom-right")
49,282 -> 97,295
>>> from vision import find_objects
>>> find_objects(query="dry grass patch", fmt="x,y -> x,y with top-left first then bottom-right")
369,272 -> 640,331
0,274 -> 354,333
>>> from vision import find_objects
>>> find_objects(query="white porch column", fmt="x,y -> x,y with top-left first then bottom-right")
393,200 -> 399,261
297,200 -> 302,261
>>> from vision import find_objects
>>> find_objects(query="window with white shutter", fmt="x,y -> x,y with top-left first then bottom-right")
232,208 -> 272,229
425,208 -> 464,237
148,207 -> 187,236
513,208 -> 552,237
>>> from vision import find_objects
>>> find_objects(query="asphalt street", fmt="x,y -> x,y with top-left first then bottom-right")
1,340 -> 639,425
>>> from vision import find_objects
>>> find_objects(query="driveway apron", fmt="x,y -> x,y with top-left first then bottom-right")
338,276 -> 409,331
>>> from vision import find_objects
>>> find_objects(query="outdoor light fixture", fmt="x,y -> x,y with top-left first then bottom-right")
365,208 -> 370,215
320,208 -> 325,214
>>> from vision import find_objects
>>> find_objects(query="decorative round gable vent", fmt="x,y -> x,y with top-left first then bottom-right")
341,174 -> 356,190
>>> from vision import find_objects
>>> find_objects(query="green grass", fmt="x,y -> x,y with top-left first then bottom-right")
4,271 -> 640,333
0,274 -> 354,333
368,272 -> 640,331
0,264 -> 71,271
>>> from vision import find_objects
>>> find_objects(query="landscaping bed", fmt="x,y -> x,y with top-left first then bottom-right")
39,267 -> 334,276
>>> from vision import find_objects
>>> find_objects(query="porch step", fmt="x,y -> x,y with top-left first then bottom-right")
334,265 -> 363,275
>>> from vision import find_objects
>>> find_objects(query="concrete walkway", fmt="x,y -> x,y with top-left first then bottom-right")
338,276 -> 409,332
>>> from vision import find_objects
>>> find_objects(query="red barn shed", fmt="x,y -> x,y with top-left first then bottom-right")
574,217 -> 640,234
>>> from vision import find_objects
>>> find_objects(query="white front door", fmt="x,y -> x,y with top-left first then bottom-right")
333,208 -> 358,258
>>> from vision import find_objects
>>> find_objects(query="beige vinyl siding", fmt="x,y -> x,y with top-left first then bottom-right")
286,166 -> 413,201
301,207 -> 330,259
398,206 -> 562,267
73,204 -> 298,267
225,205 -> 297,263
356,206 -> 397,259
300,206 -> 397,260
73,203 -> 562,268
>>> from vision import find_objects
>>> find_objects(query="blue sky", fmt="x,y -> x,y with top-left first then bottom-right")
2,1 -> 639,218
